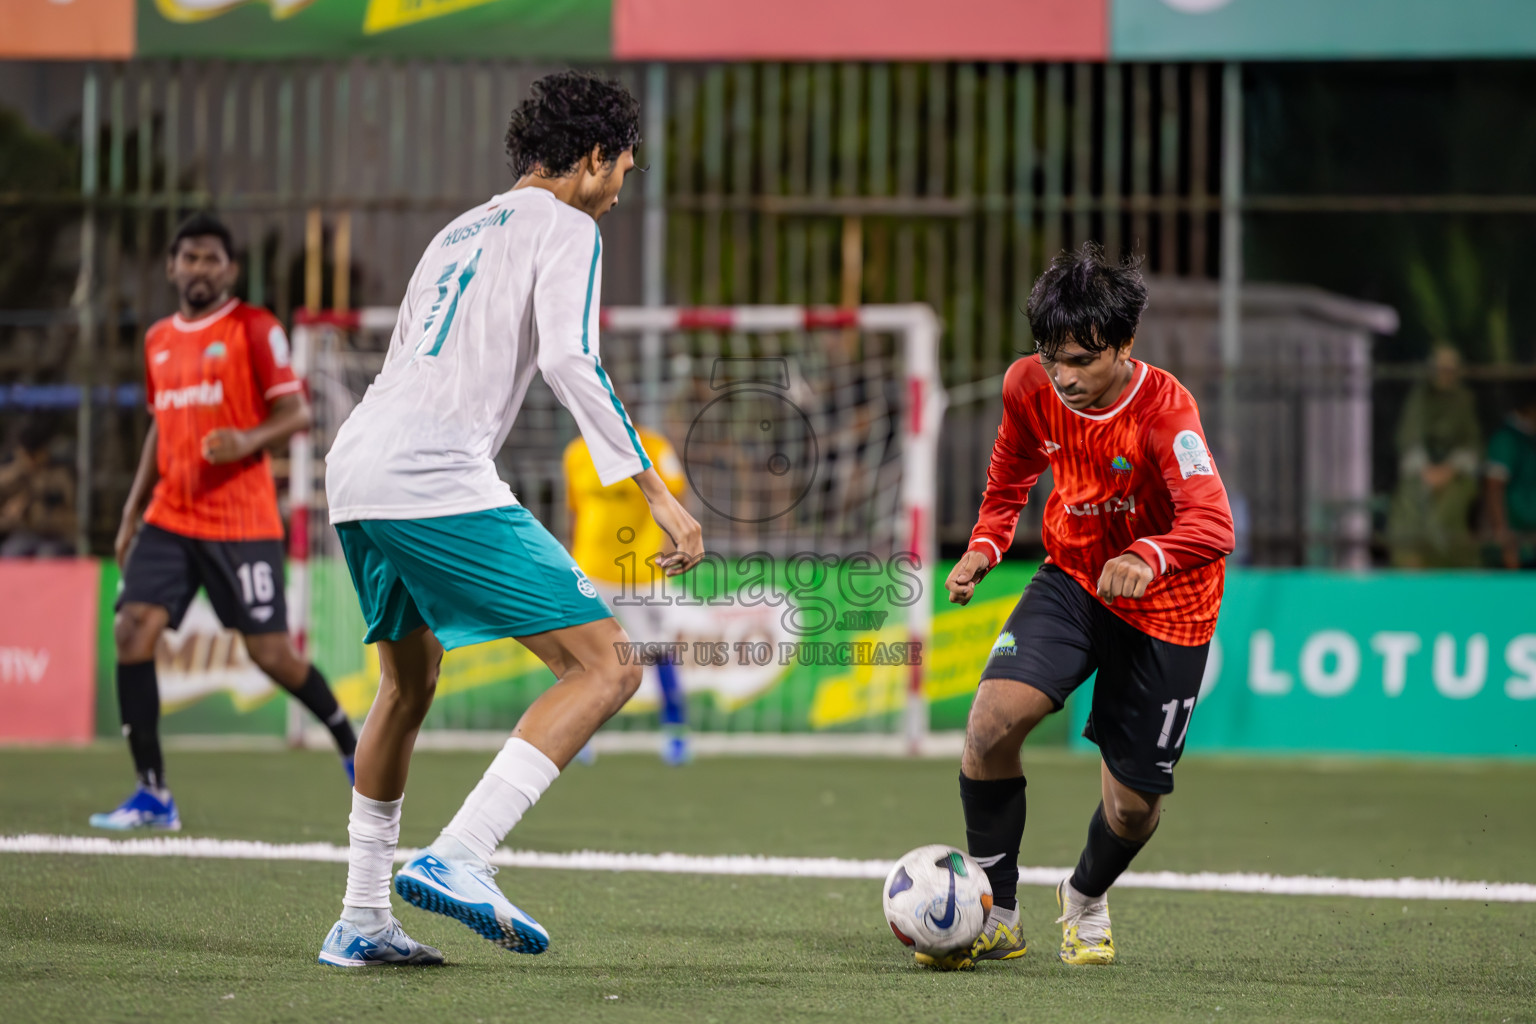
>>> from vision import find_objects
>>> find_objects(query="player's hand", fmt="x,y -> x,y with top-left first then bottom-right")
1097,553 -> 1155,604
114,516 -> 139,570
202,428 -> 256,464
945,550 -> 992,606
649,495 -> 705,577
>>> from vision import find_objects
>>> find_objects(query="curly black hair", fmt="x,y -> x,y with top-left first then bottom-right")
504,71 -> 641,180
1025,242 -> 1148,360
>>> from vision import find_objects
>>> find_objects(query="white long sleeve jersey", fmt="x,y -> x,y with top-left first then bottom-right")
326,187 -> 651,523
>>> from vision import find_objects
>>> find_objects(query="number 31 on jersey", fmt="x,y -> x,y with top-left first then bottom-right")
412,249 -> 482,361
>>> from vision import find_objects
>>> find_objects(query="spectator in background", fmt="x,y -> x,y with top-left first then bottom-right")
1484,387 -> 1536,569
0,417 -> 76,557
1387,345 -> 1480,568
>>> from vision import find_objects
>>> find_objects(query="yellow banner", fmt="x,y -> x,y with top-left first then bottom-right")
363,0 -> 499,34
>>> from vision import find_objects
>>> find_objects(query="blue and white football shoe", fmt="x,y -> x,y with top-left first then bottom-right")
88,787 -> 181,831
317,916 -> 445,967
394,846 -> 549,954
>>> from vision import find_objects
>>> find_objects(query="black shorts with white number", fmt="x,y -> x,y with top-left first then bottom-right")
979,564 -> 1210,795
118,523 -> 289,635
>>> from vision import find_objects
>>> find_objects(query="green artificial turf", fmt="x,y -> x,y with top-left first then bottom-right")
2,748 -> 1533,1023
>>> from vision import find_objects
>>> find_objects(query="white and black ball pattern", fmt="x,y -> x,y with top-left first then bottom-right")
881,844 -> 993,957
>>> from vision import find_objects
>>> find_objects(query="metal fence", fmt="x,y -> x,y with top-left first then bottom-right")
2,58 -> 1529,564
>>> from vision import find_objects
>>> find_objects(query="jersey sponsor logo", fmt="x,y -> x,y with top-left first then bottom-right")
154,350 -> 171,364
268,326 -> 291,368
991,630 -> 1017,655
1065,495 -> 1137,517
154,379 -> 224,410
1041,439 -> 1062,455
1110,455 -> 1133,475
571,566 -> 598,599
1173,430 -> 1213,478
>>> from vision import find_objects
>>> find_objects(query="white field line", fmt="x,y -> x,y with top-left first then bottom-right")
3,834 -> 1534,903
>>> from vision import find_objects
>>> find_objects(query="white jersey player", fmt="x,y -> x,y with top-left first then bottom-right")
317,71 -> 703,969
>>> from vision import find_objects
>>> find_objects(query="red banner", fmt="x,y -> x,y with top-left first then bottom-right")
0,0 -> 135,59
614,0 -> 1107,60
0,561 -> 100,744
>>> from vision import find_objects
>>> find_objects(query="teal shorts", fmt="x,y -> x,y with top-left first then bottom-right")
335,505 -> 611,650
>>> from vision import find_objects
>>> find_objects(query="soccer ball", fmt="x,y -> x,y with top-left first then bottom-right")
881,844 -> 993,956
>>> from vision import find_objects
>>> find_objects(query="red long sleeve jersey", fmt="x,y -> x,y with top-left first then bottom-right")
968,357 -> 1235,646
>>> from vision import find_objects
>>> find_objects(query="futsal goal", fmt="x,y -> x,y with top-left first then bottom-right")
288,305 -> 944,753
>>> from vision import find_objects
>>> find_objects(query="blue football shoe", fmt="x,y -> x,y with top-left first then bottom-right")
88,787 -> 181,831
394,847 -> 549,954
317,916 -> 444,967
661,732 -> 691,766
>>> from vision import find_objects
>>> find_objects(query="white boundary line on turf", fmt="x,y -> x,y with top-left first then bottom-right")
3,834 -> 1534,903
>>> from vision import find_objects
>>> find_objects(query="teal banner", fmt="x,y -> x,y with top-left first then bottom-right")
1112,0 -> 1536,59
1071,570 -> 1536,758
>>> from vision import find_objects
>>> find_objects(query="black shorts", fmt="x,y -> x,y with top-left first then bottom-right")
979,564 -> 1210,794
118,523 -> 289,635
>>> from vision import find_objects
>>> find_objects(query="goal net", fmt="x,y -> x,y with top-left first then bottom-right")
290,305 -> 942,751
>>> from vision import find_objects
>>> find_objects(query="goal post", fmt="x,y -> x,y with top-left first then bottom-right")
291,304 -> 944,753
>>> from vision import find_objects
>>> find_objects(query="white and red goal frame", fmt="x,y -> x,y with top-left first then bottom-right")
289,304 -> 944,753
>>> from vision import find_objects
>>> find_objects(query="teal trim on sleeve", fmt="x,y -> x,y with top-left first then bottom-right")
580,223 -> 652,472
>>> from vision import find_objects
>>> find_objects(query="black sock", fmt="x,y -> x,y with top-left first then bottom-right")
117,660 -> 164,790
958,773 -> 1027,911
288,665 -> 357,756
1069,803 -> 1151,898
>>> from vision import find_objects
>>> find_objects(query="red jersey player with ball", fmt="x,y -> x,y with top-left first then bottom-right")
926,244 -> 1235,970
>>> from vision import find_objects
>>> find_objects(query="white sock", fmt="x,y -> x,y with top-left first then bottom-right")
340,790 -> 401,933
988,902 -> 1020,926
438,737 -> 559,864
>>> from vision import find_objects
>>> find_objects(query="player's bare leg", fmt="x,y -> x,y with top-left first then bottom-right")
1056,762 -> 1162,965
391,616 -> 642,955
321,626 -> 446,967
92,602 -> 180,830
508,616 -> 642,767
244,631 -> 359,778
352,627 -> 444,801
919,680 -> 1054,969
960,679 -> 1054,779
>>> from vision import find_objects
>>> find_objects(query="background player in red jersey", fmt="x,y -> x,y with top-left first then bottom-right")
923,243 -> 1235,970
90,214 -> 357,831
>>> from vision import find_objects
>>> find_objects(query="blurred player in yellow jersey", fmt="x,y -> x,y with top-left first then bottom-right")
564,426 -> 691,764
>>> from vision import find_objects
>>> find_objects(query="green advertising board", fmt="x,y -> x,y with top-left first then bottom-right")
1112,0 -> 1536,60
91,557 -> 1536,756
312,557 -> 1041,736
1070,569 -> 1536,758
137,0 -> 611,58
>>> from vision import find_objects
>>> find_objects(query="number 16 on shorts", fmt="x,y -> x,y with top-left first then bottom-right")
237,561 -> 276,606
